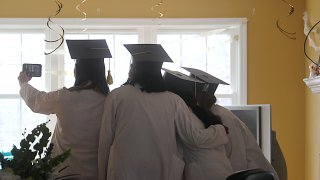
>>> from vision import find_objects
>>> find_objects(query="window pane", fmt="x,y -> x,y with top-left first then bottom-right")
0,33 -> 46,153
22,34 -> 45,64
0,65 -> 21,94
181,34 -> 207,70
111,35 -> 138,89
216,98 -> 232,106
21,102 -> 47,133
0,34 -> 21,65
0,99 -> 21,152
0,34 -> 45,94
22,34 -> 46,91
158,34 -> 182,71
158,33 -> 232,95
0,34 -> 21,94
0,99 -> 45,152
207,34 -> 231,94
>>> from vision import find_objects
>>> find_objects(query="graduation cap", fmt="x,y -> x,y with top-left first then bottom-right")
66,39 -> 114,85
162,68 -> 205,103
182,67 -> 229,93
124,44 -> 173,62
66,39 -> 112,60
163,68 -> 204,84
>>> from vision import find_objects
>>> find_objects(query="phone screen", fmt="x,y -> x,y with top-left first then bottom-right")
22,63 -> 42,77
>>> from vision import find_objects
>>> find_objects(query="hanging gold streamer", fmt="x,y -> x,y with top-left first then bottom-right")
45,0 -> 64,55
76,0 -> 88,32
151,0 -> 164,19
276,0 -> 296,40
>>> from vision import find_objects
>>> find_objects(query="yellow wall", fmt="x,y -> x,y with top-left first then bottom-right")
1,0 -> 307,179
305,0 -> 320,179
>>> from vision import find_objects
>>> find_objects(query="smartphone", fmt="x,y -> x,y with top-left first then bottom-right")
22,63 -> 42,77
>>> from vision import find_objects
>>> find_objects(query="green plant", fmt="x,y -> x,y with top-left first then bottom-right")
0,121 -> 70,180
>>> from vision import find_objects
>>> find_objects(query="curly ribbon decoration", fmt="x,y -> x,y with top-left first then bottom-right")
151,0 -> 164,19
44,0 -> 65,55
276,0 -> 296,40
76,0 -> 88,32
304,18 -> 320,66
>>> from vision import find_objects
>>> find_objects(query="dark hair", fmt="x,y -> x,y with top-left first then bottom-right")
196,91 -> 217,109
179,90 -> 223,129
69,58 -> 110,95
125,61 -> 166,93
164,80 -> 227,133
194,91 -> 228,133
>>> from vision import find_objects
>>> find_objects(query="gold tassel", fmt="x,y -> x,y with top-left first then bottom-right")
107,58 -> 113,85
107,70 -> 113,85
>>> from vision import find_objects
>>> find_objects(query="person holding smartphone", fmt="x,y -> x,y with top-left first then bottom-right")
17,39 -> 111,179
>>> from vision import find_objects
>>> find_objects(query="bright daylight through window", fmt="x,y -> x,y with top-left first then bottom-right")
0,18 -> 247,153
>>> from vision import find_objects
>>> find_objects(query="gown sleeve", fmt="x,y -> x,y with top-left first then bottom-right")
98,94 -> 116,180
174,99 -> 228,149
19,83 -> 59,115
241,122 -> 280,180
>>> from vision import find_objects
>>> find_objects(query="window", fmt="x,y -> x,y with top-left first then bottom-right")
0,18 -> 247,152
0,33 -> 46,152
158,33 -> 234,104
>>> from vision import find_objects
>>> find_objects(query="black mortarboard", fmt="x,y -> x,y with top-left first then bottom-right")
182,67 -> 229,93
66,39 -> 112,60
124,44 -> 173,62
163,68 -> 205,95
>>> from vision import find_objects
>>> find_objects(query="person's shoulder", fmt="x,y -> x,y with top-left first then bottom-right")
111,85 -> 135,93
211,104 -> 233,115
213,105 -> 248,128
59,87 -> 99,96
53,87 -> 77,97
61,87 -> 69,91
164,91 -> 186,102
105,85 -> 139,99
59,87 -> 80,94
212,105 -> 241,122
165,92 -> 192,112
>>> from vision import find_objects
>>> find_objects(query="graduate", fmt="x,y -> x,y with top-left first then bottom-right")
163,68 -> 233,180
18,39 -> 111,179
97,44 -> 228,180
183,67 -> 279,180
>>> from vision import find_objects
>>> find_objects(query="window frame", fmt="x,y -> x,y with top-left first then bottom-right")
0,17 -> 247,105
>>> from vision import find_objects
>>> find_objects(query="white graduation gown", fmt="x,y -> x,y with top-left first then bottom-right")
182,117 -> 233,180
211,104 -> 279,180
20,83 -> 106,179
98,85 -> 227,180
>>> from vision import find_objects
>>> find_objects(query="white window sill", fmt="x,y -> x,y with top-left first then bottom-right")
303,76 -> 320,93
